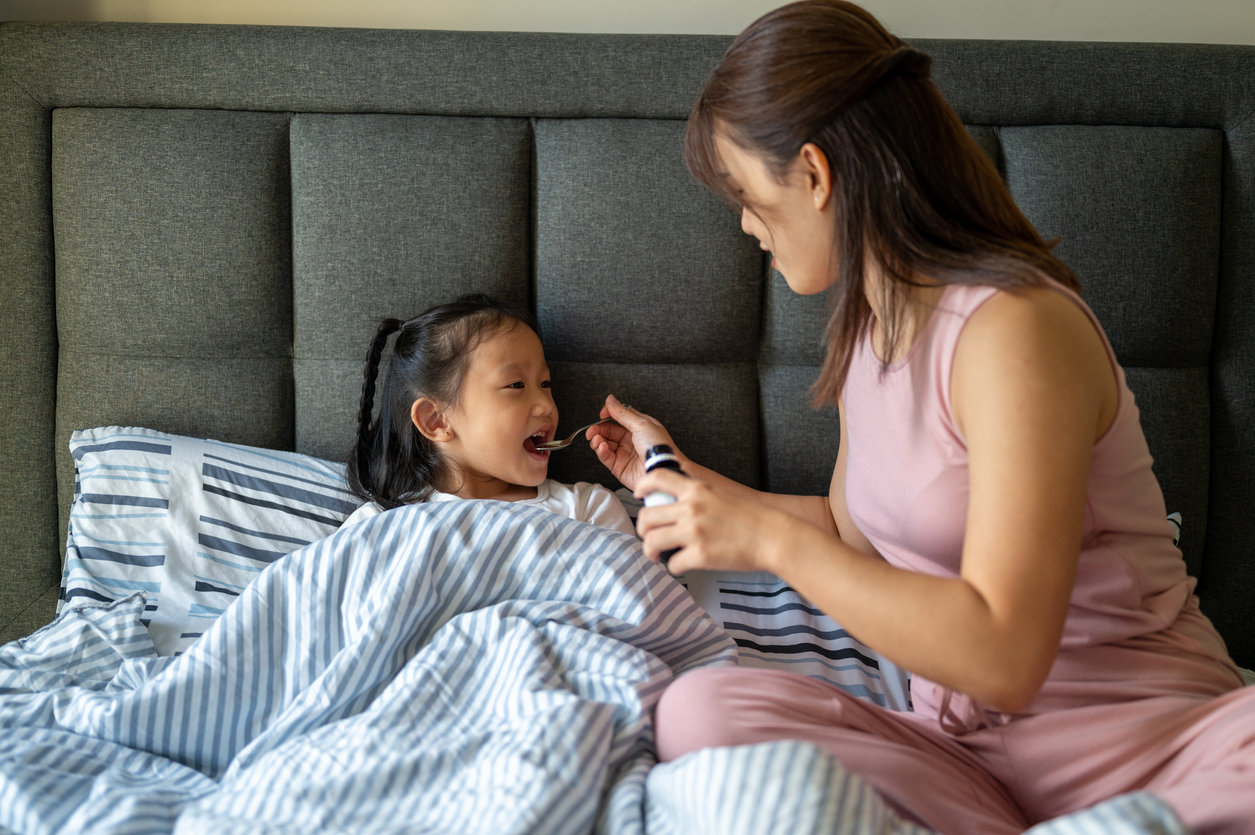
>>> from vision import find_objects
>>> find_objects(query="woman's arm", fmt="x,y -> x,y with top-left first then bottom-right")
684,459 -> 838,537
587,396 -> 838,536
636,287 -> 1117,712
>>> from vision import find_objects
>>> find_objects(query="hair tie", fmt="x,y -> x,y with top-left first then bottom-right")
886,45 -> 932,80
815,43 -> 934,133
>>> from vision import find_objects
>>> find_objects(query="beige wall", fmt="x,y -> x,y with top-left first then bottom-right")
1,0 -> 1252,44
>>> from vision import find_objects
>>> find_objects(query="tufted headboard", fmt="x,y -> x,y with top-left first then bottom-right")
1,22 -> 1253,666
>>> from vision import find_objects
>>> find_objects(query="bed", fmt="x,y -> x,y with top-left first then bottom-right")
1,20 -> 1253,834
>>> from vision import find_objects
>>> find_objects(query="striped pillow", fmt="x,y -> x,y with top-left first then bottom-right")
60,426 -> 362,655
614,488 -> 912,710
680,571 -> 913,711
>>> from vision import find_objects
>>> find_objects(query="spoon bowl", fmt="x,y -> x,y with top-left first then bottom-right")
535,407 -> 631,451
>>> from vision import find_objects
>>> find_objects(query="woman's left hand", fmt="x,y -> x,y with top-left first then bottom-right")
633,468 -> 793,575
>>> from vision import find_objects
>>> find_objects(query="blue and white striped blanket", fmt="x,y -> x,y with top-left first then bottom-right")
0,502 -> 1188,835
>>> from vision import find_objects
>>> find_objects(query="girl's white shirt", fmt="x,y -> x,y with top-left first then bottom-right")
340,479 -> 637,537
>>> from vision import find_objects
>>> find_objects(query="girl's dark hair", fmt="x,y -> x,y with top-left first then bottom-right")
684,0 -> 1079,406
345,293 -> 539,509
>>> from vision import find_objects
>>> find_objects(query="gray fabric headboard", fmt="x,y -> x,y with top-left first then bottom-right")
2,22 -> 1253,667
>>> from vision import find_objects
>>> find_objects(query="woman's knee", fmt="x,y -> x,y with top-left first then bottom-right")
655,668 -> 747,761
654,666 -> 825,762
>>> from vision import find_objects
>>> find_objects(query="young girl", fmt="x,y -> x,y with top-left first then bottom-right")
588,2 -> 1255,833
341,294 -> 634,536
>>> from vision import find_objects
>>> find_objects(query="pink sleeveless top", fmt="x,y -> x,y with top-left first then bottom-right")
842,282 -> 1243,732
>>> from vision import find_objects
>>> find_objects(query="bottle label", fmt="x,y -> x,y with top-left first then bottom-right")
644,452 -> 681,470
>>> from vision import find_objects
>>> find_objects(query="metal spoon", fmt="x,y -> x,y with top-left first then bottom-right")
535,407 -> 631,451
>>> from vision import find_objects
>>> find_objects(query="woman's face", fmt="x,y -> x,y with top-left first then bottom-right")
714,133 -> 838,296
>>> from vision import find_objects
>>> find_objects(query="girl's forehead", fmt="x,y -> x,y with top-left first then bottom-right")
467,323 -> 547,373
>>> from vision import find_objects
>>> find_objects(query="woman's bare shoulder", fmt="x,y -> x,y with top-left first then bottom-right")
953,284 -> 1118,441
966,284 -> 1094,339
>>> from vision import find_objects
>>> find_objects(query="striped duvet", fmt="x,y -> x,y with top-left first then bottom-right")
0,501 -> 1187,834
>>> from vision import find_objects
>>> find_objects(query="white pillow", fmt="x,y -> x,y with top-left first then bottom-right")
61,427 -> 362,655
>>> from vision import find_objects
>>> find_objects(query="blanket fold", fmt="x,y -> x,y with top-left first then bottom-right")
1,502 -> 733,834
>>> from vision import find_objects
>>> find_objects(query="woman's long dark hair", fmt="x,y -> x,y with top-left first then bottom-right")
345,294 -> 539,509
684,0 -> 1079,405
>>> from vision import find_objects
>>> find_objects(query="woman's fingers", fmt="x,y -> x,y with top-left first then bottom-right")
591,395 -> 688,490
589,422 -> 629,445
635,494 -> 685,535
633,467 -> 694,502
593,437 -> 628,477
635,474 -> 781,574
589,426 -> 642,488
591,436 -> 616,466
636,474 -> 698,565
644,530 -> 690,566
605,396 -> 666,436
636,502 -> 688,558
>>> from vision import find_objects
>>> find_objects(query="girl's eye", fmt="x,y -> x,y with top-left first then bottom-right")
506,382 -> 524,389
541,380 -> 551,389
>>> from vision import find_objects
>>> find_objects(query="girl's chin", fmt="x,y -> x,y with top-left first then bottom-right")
517,462 -> 549,485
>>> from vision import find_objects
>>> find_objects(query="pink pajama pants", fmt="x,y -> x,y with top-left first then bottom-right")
655,668 -> 1255,835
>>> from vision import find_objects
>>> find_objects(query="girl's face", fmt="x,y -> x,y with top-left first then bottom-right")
714,133 -> 837,296
439,323 -> 557,500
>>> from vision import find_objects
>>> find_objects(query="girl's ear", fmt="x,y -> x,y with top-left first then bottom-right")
411,398 -> 453,442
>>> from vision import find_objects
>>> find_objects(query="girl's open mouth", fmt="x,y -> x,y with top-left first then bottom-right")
523,432 -> 549,458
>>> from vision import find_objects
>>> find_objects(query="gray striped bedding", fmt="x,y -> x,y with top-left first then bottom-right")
616,489 -> 912,710
4,500 -> 1188,833
61,426 -> 913,712
62,427 -> 359,655
681,570 -> 912,710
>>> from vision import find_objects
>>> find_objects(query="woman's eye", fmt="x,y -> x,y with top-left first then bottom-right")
506,382 -> 524,389
541,380 -> 551,389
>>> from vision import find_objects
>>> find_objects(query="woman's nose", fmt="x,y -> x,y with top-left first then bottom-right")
740,207 -> 767,246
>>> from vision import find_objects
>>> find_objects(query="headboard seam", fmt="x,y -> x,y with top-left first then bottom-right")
0,581 -> 61,638
0,37 -> 48,110
1229,107 -> 1255,133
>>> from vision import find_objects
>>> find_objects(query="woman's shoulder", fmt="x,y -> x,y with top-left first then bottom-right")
953,283 -> 1120,439
959,283 -> 1109,364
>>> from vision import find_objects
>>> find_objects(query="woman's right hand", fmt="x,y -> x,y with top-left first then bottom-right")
586,395 -> 682,491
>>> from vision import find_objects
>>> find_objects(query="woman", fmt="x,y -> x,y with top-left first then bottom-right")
584,2 -> 1255,833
